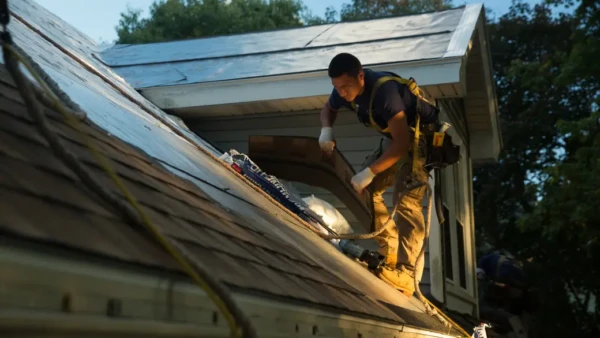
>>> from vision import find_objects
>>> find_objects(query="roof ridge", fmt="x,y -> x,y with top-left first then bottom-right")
107,30 -> 452,69
109,5 -> 468,48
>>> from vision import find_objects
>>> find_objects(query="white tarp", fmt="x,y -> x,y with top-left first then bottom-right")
302,194 -> 354,237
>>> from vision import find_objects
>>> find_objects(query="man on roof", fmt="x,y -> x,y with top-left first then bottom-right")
318,53 -> 439,296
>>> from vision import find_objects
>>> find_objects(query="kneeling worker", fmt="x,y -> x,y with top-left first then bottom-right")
318,53 -> 439,296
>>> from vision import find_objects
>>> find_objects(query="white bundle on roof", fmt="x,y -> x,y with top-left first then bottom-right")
302,195 -> 354,236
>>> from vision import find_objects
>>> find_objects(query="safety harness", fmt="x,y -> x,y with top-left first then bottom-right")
350,75 -> 431,133
349,75 -> 458,174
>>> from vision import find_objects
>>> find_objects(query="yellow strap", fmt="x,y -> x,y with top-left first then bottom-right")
351,75 -> 433,134
413,114 -> 421,175
350,75 -> 430,175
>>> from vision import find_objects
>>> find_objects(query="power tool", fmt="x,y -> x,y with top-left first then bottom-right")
338,239 -> 385,270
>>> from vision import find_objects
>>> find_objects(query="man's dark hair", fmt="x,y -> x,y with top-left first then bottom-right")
328,53 -> 362,78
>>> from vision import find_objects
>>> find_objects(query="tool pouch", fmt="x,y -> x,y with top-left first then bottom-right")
424,127 -> 460,169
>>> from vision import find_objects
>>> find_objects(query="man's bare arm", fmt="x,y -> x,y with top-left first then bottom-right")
368,112 -> 410,175
320,101 -> 338,127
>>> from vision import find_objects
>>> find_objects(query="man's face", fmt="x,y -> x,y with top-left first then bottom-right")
331,71 -> 364,102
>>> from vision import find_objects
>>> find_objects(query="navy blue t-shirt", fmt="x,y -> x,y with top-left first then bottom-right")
328,69 -> 439,138
478,253 -> 526,287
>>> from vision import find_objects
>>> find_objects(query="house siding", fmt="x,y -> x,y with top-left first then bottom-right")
187,100 -> 473,296
438,98 -> 469,145
437,98 -> 478,316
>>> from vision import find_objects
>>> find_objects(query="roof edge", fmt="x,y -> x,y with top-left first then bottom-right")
465,7 -> 502,164
0,242 -> 463,337
480,6 -> 503,151
99,5 -> 470,69
444,3 -> 484,58
138,57 -> 464,110
144,56 -> 463,90
100,31 -> 452,69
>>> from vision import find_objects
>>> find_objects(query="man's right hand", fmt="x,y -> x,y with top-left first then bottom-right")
319,127 -> 335,155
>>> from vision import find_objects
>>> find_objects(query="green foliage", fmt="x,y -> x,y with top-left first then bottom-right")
301,6 -> 338,25
115,0 -> 456,44
474,0 -> 599,335
116,0 -> 307,44
473,1 -> 593,251
339,0 -> 453,21
516,112 -> 600,336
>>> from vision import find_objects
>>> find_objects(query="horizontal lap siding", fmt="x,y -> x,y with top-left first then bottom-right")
438,98 -> 478,312
438,98 -> 469,145
187,108 -> 432,287
188,109 -> 382,172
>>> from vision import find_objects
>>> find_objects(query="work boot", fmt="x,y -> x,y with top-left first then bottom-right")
380,251 -> 397,268
376,266 -> 415,297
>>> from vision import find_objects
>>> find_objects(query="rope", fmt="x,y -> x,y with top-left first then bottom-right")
317,190 -> 408,240
1,37 -> 255,338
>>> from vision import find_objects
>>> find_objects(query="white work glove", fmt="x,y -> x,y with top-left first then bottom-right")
318,127 -> 335,154
351,167 -> 376,193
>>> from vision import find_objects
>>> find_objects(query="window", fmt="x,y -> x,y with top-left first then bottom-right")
456,220 -> 467,289
454,157 -> 468,290
437,99 -> 475,297
442,204 -> 453,281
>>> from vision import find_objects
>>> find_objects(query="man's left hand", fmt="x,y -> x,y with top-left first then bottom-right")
351,167 -> 376,193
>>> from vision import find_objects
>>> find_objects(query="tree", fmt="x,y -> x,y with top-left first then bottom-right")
473,1 -> 599,336
520,0 -> 600,335
473,1 -> 593,253
114,0 -> 456,45
116,0 -> 307,44
518,111 -> 600,336
339,0 -> 453,21
115,0 -> 456,44
302,6 -> 338,25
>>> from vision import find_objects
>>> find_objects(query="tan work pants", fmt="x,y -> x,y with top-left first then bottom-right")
362,134 -> 428,274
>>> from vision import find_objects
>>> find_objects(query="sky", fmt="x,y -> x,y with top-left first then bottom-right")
33,0 -> 544,44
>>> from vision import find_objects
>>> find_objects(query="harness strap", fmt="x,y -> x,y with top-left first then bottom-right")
350,75 -> 433,130
413,114 -> 421,175
351,75 -> 433,175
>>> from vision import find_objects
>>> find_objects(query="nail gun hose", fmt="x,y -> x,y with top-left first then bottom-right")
314,190 -> 409,240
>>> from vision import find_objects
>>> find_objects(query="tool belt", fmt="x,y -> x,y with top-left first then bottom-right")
351,75 -> 460,170
422,121 -> 460,170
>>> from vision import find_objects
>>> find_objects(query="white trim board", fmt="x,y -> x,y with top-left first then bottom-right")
444,4 -> 483,58
140,58 -> 464,110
